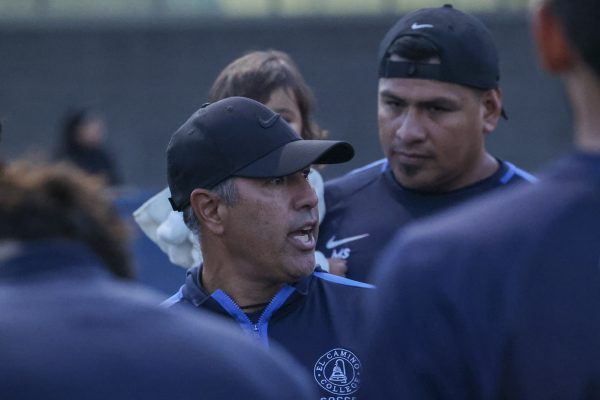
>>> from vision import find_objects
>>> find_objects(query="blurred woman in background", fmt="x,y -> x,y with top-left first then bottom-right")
56,108 -> 122,186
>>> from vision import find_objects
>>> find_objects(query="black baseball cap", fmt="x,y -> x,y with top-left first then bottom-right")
166,97 -> 354,212
378,4 -> 500,90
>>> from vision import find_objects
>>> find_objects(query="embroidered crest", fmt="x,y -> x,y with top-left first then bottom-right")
313,348 -> 362,395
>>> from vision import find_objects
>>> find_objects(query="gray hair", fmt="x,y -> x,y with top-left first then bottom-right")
182,177 -> 239,237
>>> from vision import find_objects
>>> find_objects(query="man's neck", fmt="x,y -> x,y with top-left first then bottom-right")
467,153 -> 500,187
566,64 -> 600,153
200,257 -> 286,310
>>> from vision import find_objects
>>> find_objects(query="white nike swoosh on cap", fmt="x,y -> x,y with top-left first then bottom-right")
258,113 -> 280,128
411,22 -> 434,30
326,234 -> 369,249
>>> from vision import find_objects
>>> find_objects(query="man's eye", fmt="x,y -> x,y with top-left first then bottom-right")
302,169 -> 311,180
269,177 -> 286,185
427,104 -> 452,113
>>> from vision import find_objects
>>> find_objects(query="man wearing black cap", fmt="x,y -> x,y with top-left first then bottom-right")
362,0 -> 600,397
164,96 -> 374,398
317,4 -> 535,282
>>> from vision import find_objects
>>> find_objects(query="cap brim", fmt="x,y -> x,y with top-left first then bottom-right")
234,139 -> 354,179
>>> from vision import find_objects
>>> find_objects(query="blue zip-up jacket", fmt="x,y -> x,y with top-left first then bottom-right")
317,158 -> 536,282
165,265 -> 375,399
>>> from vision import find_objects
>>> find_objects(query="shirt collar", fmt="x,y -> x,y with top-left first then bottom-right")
182,264 -> 315,307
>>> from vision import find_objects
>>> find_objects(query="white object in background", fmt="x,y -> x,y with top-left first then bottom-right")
133,188 -> 201,269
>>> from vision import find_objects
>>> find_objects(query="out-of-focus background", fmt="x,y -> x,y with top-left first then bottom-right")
0,0 -> 571,293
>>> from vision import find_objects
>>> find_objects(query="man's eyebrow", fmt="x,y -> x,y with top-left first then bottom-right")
419,97 -> 459,107
379,90 -> 403,100
379,91 -> 409,106
379,90 -> 459,106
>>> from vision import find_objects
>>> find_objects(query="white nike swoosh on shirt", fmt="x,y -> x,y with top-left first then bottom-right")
325,234 -> 370,249
411,22 -> 434,30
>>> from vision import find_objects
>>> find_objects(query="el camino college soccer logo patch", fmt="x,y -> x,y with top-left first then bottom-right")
314,348 -> 361,395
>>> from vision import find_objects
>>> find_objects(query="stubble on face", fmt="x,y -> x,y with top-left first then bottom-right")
223,176 -> 317,285
378,78 -> 490,192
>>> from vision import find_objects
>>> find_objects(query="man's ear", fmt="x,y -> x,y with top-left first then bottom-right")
481,88 -> 502,134
190,188 -> 225,235
532,1 -> 574,72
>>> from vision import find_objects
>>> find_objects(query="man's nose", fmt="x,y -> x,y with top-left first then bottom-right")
295,173 -> 319,211
395,108 -> 427,143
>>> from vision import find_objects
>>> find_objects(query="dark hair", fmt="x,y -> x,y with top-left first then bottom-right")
56,108 -> 121,186
0,161 -> 133,279
386,35 -> 440,62
550,0 -> 600,77
60,108 -> 100,156
208,50 -> 327,140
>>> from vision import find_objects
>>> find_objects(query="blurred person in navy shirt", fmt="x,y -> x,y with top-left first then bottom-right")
0,159 -> 315,400
362,0 -> 600,398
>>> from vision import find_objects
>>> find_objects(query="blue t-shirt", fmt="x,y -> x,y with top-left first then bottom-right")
362,151 -> 600,399
317,158 -> 536,282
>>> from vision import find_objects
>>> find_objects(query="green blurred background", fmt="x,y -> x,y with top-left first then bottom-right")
1,0 -> 529,20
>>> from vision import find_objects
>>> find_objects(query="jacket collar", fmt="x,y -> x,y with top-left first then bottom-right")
181,264 -> 315,308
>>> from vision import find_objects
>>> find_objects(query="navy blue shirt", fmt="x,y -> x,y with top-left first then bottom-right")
165,265 -> 375,399
0,240 -> 315,400
317,158 -> 536,282
362,152 -> 600,399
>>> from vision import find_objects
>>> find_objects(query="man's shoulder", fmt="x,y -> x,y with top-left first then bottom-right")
312,271 -> 376,291
301,272 -> 375,333
309,271 -> 376,307
325,158 -> 387,199
498,160 -> 538,185
403,180 -> 547,248
378,168 -> 587,282
431,155 -> 596,243
162,266 -> 204,308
